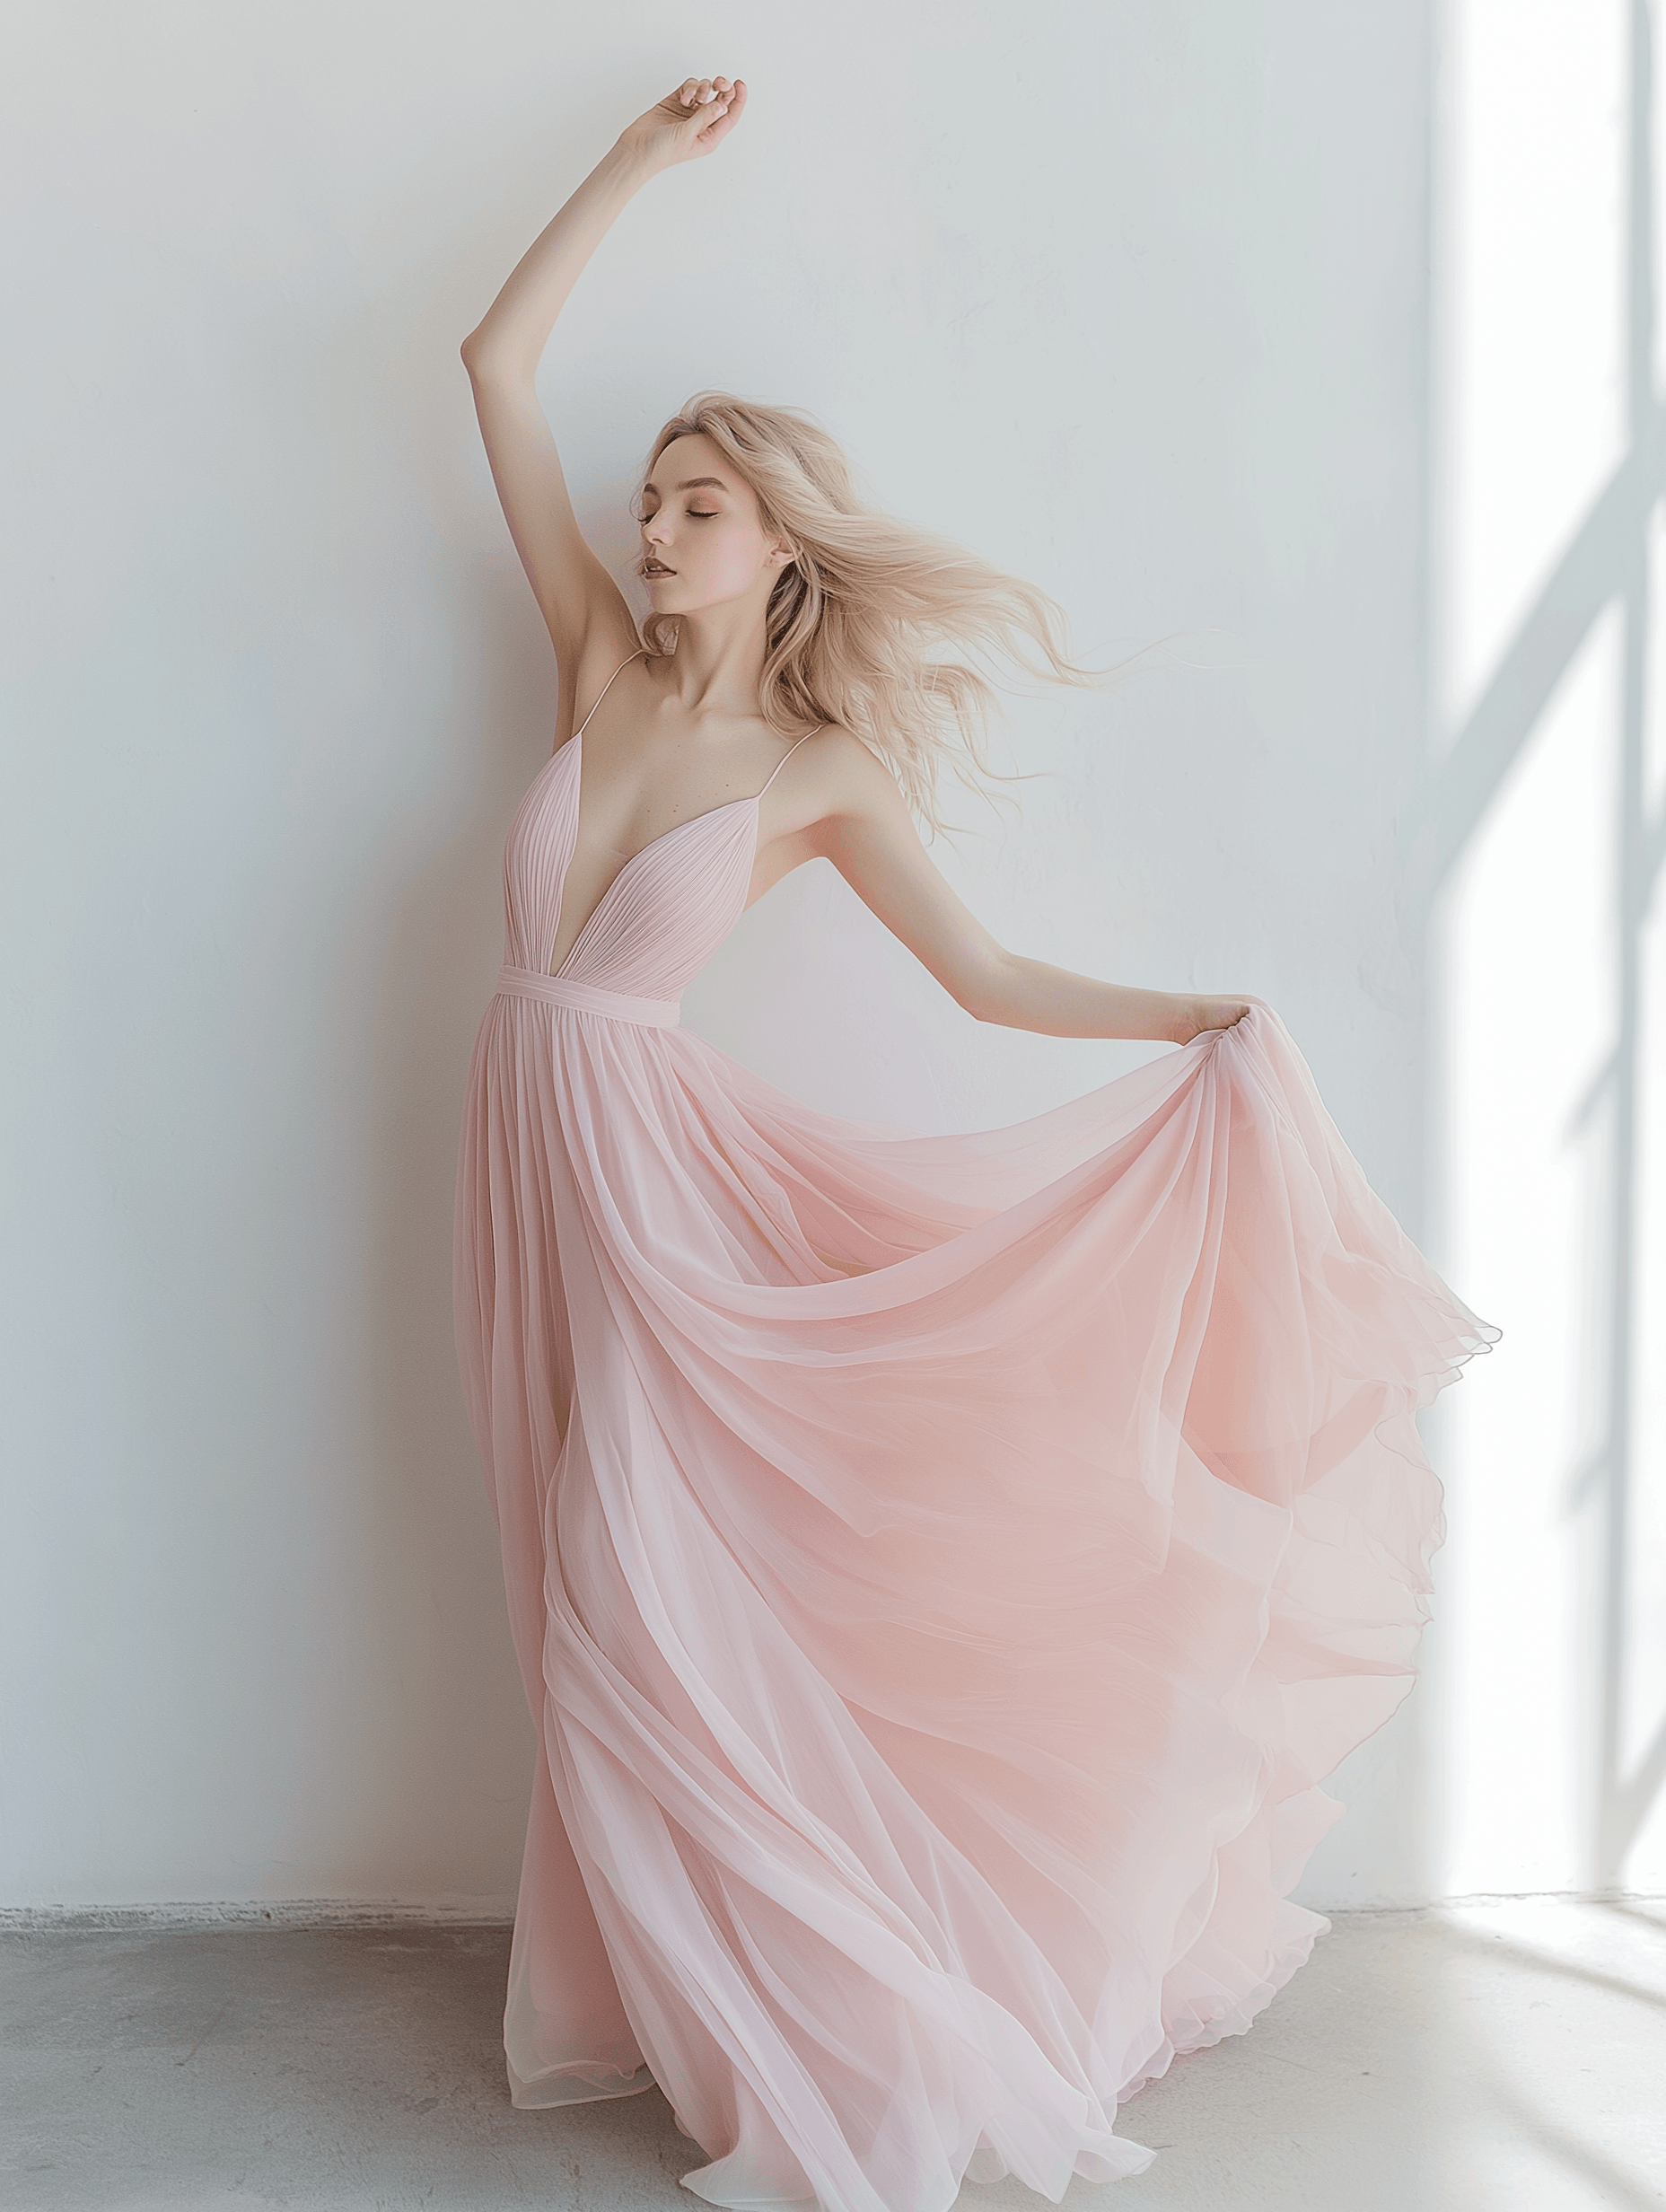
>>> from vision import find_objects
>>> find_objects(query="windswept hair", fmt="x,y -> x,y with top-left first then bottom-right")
635,393 -> 1100,833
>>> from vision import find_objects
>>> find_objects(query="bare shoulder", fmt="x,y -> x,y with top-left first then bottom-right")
556,630 -> 648,750
766,725 -> 921,882
794,724 -> 907,817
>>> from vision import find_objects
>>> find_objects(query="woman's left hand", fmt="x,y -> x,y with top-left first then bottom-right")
1173,996 -> 1254,1043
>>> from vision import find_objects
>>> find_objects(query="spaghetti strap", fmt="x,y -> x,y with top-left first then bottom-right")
461,584 -> 1490,2198
572,649 -> 645,742
757,724 -> 821,799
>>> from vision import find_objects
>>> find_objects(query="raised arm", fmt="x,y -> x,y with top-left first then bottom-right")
779,733 -> 1250,1046
460,76 -> 747,733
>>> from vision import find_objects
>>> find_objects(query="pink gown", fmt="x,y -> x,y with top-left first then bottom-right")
452,656 -> 1495,2210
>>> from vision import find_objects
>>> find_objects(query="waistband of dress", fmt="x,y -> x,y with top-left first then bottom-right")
494,965 -> 681,1028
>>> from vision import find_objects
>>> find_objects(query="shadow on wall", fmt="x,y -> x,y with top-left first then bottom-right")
1403,0 -> 1666,1896
344,11 -> 1666,1913
310,122 -> 667,1893
314,179 -> 579,1884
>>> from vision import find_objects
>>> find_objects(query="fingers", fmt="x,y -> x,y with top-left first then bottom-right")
699,80 -> 742,139
658,74 -> 744,156
678,75 -> 732,110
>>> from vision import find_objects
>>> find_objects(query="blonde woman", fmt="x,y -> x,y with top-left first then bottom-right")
452,76 -> 1493,2211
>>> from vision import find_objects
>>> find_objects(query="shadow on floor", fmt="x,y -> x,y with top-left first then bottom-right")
3,1902 -> 1663,2211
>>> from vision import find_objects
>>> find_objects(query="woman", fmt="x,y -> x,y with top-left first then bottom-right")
452,76 -> 1494,2211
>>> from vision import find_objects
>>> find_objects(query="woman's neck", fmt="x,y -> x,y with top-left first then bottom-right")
655,601 -> 771,723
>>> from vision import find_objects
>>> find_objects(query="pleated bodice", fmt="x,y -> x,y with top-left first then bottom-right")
499,728 -> 767,1007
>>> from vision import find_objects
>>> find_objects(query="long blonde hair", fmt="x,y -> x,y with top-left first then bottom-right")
635,393 -> 1100,831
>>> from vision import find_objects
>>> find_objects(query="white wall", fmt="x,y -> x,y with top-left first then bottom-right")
1423,0 -> 1666,1899
0,0 -> 1517,1912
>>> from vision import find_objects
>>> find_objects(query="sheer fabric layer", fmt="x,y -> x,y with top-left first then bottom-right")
455,998 -> 1491,2212
453,705 -> 1493,2208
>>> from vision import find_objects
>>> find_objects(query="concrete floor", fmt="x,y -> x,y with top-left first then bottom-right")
1,1898 -> 1662,2212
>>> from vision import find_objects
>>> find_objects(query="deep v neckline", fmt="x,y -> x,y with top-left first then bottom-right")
544,650 -> 822,979
546,730 -> 766,979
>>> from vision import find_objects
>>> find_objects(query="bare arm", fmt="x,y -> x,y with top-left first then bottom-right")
780,734 -> 1250,1046
459,76 -> 747,727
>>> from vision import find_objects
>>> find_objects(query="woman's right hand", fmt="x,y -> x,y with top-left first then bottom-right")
618,76 -> 747,172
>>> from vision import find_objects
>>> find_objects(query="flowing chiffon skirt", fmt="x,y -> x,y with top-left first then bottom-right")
455,977 -> 1495,2211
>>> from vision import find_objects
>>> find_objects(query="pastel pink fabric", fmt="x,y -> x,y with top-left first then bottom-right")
452,670 -> 1495,2210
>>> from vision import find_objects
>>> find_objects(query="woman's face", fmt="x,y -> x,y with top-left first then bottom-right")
636,434 -> 791,617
